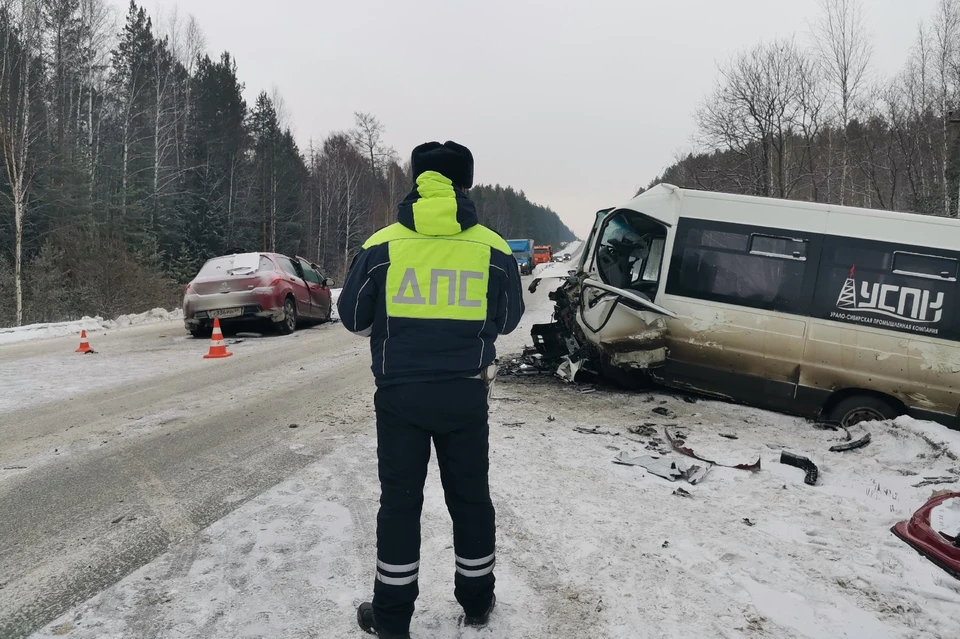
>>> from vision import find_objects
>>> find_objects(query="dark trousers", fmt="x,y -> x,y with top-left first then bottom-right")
372,378 -> 496,635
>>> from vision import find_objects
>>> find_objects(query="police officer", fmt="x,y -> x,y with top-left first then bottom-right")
339,141 -> 524,638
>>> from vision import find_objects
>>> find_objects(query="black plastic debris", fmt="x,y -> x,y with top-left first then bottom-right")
830,425 -> 872,452
743,518 -> 756,527
781,451 -> 819,486
652,407 -> 675,418
628,424 -> 658,438
673,487 -> 693,498
288,423 -> 299,429
913,476 -> 959,488
500,348 -> 555,377
719,433 -> 739,440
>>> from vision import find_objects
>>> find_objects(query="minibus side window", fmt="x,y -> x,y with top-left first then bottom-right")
811,236 -> 958,340
666,219 -> 814,314
893,252 -> 958,282
750,235 -> 808,261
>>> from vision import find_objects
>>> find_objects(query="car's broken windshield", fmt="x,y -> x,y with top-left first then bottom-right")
596,211 -> 667,298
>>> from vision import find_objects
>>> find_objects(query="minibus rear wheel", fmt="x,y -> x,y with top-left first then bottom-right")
826,394 -> 899,427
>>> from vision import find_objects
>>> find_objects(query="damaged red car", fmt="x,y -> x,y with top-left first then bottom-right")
183,252 -> 334,338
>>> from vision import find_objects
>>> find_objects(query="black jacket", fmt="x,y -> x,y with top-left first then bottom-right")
338,171 -> 525,387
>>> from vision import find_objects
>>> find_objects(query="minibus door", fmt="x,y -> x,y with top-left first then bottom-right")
577,209 -> 676,370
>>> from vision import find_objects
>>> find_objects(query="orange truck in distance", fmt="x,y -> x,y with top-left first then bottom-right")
534,245 -> 553,265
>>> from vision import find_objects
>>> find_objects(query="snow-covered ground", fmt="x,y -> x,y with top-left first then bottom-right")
0,308 -> 183,346
27,285 -> 960,639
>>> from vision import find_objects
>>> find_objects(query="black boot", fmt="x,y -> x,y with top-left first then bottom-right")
357,603 -> 412,639
463,594 -> 496,628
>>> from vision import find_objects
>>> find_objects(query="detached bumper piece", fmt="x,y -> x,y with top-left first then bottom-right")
780,452 -> 819,486
893,493 -> 960,580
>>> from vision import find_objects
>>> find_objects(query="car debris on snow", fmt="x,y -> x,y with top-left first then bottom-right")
719,433 -> 739,440
556,356 -> 582,383
893,492 -> 960,580
652,406 -> 675,418
743,518 -> 757,527
913,476 -> 959,488
780,451 -> 819,486
612,452 -> 711,484
575,426 -> 618,436
673,487 -> 693,498
665,428 -> 762,471
829,424 -> 872,452
628,424 -> 658,438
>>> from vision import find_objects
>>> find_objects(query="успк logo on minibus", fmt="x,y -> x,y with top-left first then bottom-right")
834,266 -> 944,331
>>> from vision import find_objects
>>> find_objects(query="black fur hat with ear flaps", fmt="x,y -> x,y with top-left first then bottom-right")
411,141 -> 474,190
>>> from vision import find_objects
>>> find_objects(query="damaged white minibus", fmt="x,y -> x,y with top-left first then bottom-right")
533,184 -> 960,429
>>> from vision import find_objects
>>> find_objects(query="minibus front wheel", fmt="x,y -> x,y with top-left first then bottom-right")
825,394 -> 900,427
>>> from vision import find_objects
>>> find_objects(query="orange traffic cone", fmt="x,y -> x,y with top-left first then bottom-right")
76,330 -> 94,354
203,318 -> 233,359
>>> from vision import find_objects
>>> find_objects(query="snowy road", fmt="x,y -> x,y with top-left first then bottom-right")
0,318 -> 372,638
4,285 -> 960,639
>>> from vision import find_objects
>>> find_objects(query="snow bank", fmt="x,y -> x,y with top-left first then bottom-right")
894,415 -> 960,459
0,317 -> 106,346
0,308 -> 183,346
103,308 -> 183,330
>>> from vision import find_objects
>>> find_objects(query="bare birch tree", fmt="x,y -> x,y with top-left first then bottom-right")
0,0 -> 42,325
698,39 -> 805,197
813,0 -> 873,205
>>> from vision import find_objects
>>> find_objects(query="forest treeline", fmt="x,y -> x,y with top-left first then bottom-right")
0,0 -> 574,327
651,0 -> 960,221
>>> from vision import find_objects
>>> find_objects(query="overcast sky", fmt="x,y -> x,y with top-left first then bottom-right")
122,0 -> 931,236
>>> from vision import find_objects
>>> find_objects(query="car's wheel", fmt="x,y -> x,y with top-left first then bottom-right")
190,326 -> 212,339
826,394 -> 900,427
274,297 -> 297,335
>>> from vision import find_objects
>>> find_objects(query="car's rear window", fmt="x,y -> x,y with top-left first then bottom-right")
197,253 -> 270,278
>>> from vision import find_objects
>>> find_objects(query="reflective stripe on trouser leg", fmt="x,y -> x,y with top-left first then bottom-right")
376,559 -> 420,586
456,553 -> 496,577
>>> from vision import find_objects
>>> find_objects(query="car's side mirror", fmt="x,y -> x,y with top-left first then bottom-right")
323,277 -> 336,287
